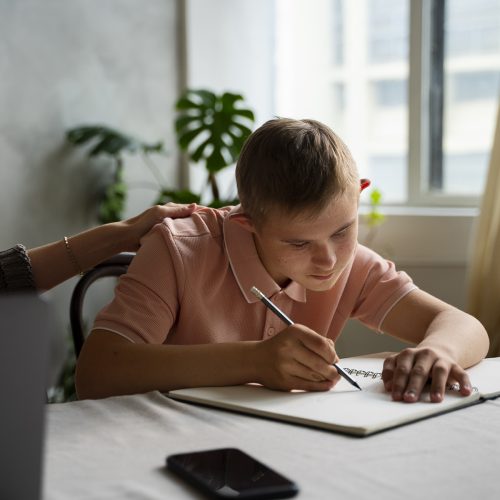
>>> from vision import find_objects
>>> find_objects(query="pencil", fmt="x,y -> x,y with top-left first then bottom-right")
250,286 -> 362,391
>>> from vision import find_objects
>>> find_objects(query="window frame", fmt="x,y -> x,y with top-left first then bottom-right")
409,0 -> 494,208
275,0 -> 495,209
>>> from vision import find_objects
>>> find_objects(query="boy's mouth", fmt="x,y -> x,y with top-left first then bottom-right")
309,271 -> 335,281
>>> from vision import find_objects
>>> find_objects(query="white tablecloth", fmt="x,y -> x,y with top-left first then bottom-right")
43,391 -> 500,500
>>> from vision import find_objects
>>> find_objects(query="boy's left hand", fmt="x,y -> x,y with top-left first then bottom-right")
382,347 -> 473,403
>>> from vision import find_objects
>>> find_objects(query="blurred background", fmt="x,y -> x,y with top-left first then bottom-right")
1,0 -> 499,385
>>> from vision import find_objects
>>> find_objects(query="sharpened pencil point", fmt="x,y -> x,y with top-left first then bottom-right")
334,363 -> 363,391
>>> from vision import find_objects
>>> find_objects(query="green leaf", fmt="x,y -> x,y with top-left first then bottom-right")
191,138 -> 212,163
370,189 -> 383,206
176,96 -> 202,110
206,149 -> 226,173
89,135 -> 129,157
98,181 -> 127,224
230,121 -> 253,137
232,109 -> 255,120
192,89 -> 217,107
66,125 -> 163,159
221,92 -> 244,110
142,141 -> 165,154
155,189 -> 201,205
175,88 -> 255,182
66,126 -> 105,145
178,125 -> 207,151
208,197 -> 240,208
175,115 -> 201,133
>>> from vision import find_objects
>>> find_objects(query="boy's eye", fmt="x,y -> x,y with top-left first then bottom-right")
288,241 -> 309,248
333,226 -> 351,238
334,228 -> 348,237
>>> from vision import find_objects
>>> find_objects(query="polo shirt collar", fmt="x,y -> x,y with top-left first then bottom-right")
223,206 -> 306,304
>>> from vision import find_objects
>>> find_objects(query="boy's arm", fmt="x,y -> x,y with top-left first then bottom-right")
75,329 -> 259,399
75,325 -> 340,399
380,289 -> 489,403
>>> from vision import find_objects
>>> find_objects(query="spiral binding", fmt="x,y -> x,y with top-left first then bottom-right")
344,368 -> 381,380
344,367 -> 478,393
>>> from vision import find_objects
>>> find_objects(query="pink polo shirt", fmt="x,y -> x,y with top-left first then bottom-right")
93,205 -> 417,345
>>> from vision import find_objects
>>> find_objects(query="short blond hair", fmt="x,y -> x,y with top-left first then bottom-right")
235,118 -> 359,225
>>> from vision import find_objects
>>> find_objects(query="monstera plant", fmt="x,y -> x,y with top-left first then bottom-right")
171,89 -> 254,207
66,89 -> 255,223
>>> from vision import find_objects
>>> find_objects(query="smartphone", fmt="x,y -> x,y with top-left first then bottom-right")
166,447 -> 299,499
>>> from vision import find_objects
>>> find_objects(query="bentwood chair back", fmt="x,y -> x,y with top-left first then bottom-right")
69,252 -> 134,357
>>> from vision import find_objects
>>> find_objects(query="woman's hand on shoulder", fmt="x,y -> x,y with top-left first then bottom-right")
120,203 -> 196,251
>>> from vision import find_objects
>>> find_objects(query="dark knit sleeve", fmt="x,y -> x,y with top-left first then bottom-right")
0,244 -> 36,293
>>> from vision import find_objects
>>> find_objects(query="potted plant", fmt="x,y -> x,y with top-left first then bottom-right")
66,89 -> 255,223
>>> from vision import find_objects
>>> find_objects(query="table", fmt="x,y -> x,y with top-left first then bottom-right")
43,391 -> 500,500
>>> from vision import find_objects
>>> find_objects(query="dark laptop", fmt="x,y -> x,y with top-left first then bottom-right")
0,294 -> 52,500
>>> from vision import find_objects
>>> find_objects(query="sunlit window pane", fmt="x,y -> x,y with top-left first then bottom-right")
368,0 -> 409,62
329,0 -> 409,204
446,0 -> 500,56
332,0 -> 344,65
276,0 -> 500,205
369,155 -> 407,203
441,0 -> 500,196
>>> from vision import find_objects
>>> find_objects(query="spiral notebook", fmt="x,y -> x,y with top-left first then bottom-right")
168,354 -> 500,436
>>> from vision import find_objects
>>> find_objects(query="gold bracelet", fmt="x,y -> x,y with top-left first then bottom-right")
63,236 -> 84,276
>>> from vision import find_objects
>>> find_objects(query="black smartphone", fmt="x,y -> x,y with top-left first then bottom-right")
166,447 -> 299,499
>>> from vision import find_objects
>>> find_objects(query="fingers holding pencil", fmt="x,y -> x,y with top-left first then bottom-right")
251,286 -> 361,391
255,325 -> 340,392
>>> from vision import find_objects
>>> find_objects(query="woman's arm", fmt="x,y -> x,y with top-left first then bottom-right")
28,203 -> 195,291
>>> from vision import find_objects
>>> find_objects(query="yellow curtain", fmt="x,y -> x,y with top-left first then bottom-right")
468,104 -> 500,357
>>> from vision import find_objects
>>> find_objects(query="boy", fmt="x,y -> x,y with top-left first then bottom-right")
76,118 -> 489,403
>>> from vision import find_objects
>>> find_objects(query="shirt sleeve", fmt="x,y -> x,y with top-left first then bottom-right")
349,245 -> 418,332
0,244 -> 36,293
92,224 -> 182,344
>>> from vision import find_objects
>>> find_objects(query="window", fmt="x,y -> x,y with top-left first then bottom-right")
368,0 -> 409,63
439,0 -> 500,199
275,0 -> 500,206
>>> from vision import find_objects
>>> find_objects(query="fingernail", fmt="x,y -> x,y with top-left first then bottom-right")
432,392 -> 443,402
404,390 -> 417,401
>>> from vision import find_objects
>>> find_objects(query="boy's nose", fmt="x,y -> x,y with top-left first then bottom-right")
311,243 -> 336,268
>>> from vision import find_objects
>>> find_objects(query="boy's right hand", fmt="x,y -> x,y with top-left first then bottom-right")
254,324 -> 340,391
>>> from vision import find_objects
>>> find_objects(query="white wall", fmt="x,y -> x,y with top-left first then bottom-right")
0,0 -> 180,382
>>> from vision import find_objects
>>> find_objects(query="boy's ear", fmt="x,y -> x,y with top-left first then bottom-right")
360,178 -> 371,192
230,213 -> 257,233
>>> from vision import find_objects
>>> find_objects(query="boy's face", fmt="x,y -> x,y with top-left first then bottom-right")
250,188 -> 359,291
